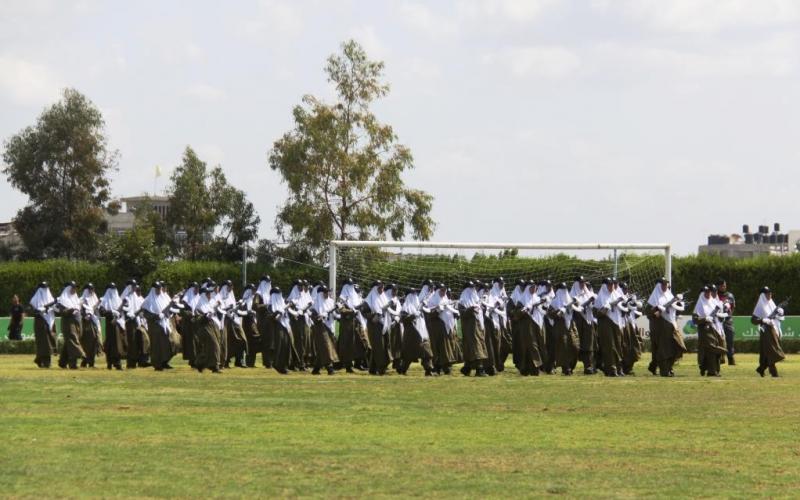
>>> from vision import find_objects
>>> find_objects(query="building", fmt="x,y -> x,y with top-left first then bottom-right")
0,222 -> 23,250
105,195 -> 170,235
698,223 -> 797,258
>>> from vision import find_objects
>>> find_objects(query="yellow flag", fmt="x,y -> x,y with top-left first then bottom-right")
155,165 -> 162,177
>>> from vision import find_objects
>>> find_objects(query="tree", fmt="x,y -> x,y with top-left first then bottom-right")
268,39 -> 435,260
2,88 -> 118,259
100,211 -> 166,279
167,146 -> 260,260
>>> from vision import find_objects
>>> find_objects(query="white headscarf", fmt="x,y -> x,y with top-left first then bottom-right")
30,285 -> 56,330
427,288 -> 457,334
570,280 -> 594,324
511,283 -> 524,305
241,287 -> 255,311
313,290 -> 336,332
80,287 -> 101,329
255,278 -> 272,300
120,283 -> 135,300
57,285 -> 81,311
100,286 -> 124,329
487,282 -> 508,329
550,287 -> 573,327
183,286 -> 200,312
419,284 -> 432,304
339,284 -> 366,329
197,291 -> 222,329
520,284 -> 545,327
693,291 -> 722,335
402,291 -> 429,340
269,291 -> 291,330
141,287 -> 171,334
365,285 -> 388,314
459,285 -> 484,330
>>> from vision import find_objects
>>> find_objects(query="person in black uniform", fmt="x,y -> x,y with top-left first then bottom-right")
716,279 -> 736,365
8,295 -> 24,340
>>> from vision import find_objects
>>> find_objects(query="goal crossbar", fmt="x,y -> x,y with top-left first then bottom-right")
328,240 -> 671,292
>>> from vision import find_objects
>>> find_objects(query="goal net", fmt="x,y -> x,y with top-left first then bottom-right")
329,241 -> 670,300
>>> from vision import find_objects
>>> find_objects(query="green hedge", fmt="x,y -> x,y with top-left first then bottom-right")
2,252 -> 800,315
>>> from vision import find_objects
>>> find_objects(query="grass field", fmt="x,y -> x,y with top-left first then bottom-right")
1,354 -> 799,498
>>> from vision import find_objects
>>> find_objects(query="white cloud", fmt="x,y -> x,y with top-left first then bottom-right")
241,0 -> 303,42
607,0 -> 800,33
184,83 -> 227,102
398,2 -> 459,38
465,0 -> 560,22
349,25 -> 388,59
483,46 -> 581,78
195,144 -> 226,166
0,55 -> 62,105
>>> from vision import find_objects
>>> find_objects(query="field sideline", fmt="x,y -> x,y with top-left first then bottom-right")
1,354 -> 799,498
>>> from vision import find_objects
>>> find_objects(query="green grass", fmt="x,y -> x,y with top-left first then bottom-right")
1,354 -> 799,498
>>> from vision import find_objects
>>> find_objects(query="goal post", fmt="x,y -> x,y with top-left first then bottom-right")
328,240 -> 671,296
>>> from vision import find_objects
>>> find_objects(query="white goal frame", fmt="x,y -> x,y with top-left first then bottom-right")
328,241 -> 671,292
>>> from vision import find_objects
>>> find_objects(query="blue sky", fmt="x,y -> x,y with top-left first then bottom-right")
2,0 -> 799,255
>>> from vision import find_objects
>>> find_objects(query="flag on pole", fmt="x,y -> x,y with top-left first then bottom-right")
155,165 -> 162,177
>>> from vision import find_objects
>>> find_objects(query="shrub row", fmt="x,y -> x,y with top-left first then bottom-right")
1,252 -> 800,315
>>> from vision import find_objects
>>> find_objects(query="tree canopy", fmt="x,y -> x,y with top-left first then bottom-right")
269,40 -> 435,260
2,88 -> 118,259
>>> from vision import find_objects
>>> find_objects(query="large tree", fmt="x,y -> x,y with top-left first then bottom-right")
269,40 -> 435,260
167,146 -> 260,260
2,88 -> 118,259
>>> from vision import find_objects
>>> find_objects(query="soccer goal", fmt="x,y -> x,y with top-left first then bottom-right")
328,241 -> 671,300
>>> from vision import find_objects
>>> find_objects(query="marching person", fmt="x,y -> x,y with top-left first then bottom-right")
194,284 -> 222,373
593,278 -> 624,377
570,277 -> 597,374
508,279 -> 526,371
458,281 -> 489,377
693,285 -> 727,377
121,280 -> 150,369
180,281 -> 200,367
618,283 -> 643,376
539,280 -> 556,374
79,283 -> 102,368
513,280 -> 546,376
30,282 -> 57,368
220,281 -> 248,368
269,287 -> 299,374
287,280 -> 311,371
363,281 -> 393,375
56,281 -> 86,370
385,284 -> 404,373
646,279 -> 687,377
99,283 -> 127,370
482,278 -> 510,374
717,279 -> 736,365
310,285 -> 339,375
240,283 -> 261,368
254,275 -> 274,368
549,283 -> 579,376
141,281 -> 177,371
751,287 -> 786,378
426,283 -> 460,375
399,288 -> 435,376
336,279 -> 368,373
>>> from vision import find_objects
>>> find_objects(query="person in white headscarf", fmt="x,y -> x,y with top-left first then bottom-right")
194,284 -> 222,373
458,281 -> 489,377
177,281 -> 200,367
286,280 -> 312,371
547,283 -> 580,376
513,280 -> 546,376
238,283 -> 260,368
56,281 -> 86,369
309,285 -> 340,375
218,280 -> 248,368
78,283 -> 102,368
398,288 -> 435,376
140,281 -> 178,371
99,282 -> 126,370
618,283 -> 644,376
363,281 -> 393,375
592,278 -> 625,377
483,278 -> 511,374
645,278 -> 687,377
384,284 -> 405,373
570,277 -> 597,374
751,286 -> 786,377
693,285 -> 728,377
29,282 -> 57,368
252,275 -> 274,368
336,279 -> 368,373
425,283 -> 461,375
506,278 -> 527,370
536,280 -> 559,374
268,287 -> 300,374
119,280 -> 150,369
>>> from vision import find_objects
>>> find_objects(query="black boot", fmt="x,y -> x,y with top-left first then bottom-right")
475,367 -> 487,377
728,355 -> 736,366
756,365 -> 766,377
769,365 -> 779,377
327,366 -> 335,375
312,367 -> 321,375
460,365 -> 471,376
